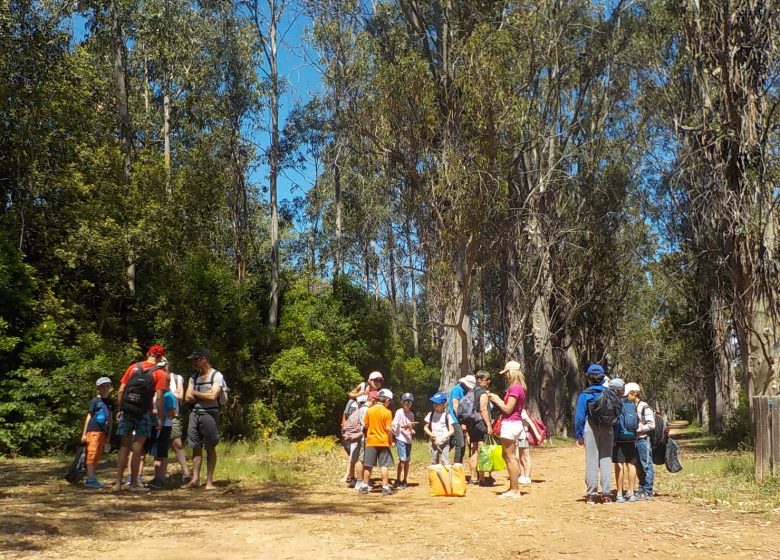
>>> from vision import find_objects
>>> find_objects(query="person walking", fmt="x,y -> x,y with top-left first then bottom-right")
487,360 -> 527,499
574,364 -> 617,504
184,348 -> 224,490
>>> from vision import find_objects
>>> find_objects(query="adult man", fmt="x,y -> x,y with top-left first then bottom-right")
184,348 -> 224,490
113,344 -> 168,492
448,374 -> 476,464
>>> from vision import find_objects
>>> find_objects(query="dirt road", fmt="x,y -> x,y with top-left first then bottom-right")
2,445 -> 778,560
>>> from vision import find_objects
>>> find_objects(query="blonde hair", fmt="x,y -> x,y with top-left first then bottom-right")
506,367 -> 527,390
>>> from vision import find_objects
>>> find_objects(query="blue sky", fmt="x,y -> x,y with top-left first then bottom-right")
65,6 -> 321,203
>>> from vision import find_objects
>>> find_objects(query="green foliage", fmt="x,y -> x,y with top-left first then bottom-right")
719,392 -> 752,448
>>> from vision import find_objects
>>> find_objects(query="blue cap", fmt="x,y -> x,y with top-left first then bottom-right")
401,392 -> 414,403
429,391 -> 448,404
586,364 -> 605,376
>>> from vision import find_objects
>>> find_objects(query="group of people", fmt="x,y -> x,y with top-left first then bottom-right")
79,345 -> 227,492
575,363 -> 657,504
340,360 -> 543,499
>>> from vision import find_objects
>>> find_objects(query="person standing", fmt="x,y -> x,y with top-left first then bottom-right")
448,375 -> 476,464
113,344 -> 167,493
574,364 -> 616,504
168,364 -> 191,483
359,389 -> 395,496
468,371 -> 492,485
81,377 -> 115,489
392,393 -> 416,488
184,348 -> 224,490
424,392 -> 455,465
488,361 -> 527,499
625,381 -> 655,500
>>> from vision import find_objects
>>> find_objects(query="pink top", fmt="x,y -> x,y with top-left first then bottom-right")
392,408 -> 415,444
501,383 -> 526,422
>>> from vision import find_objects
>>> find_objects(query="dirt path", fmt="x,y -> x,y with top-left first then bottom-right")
2,445 -> 778,560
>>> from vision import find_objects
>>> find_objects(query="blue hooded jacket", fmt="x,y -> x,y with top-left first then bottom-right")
574,383 -> 605,440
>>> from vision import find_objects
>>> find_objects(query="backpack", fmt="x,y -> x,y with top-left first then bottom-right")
64,445 -> 86,484
615,399 -> 639,442
584,387 -> 622,425
341,407 -> 364,443
121,362 -> 161,417
457,391 -> 481,424
638,403 -> 669,446
192,370 -> 229,408
665,437 -> 683,473
524,415 -> 548,446
94,399 -> 111,431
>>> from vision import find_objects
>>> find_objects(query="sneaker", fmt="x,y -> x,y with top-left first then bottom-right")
84,478 -> 104,489
382,486 -> 394,496
626,493 -> 637,503
518,476 -> 531,485
347,478 -> 357,488
147,478 -> 166,489
358,485 -> 370,494
615,493 -> 625,503
601,495 -> 613,504
395,482 -> 407,490
635,492 -> 647,501
181,474 -> 191,484
129,484 -> 150,493
585,495 -> 599,505
498,491 -> 521,499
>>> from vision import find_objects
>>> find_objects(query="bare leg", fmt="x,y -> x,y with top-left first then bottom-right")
502,439 -> 520,493
615,463 -> 624,496
362,467 -> 372,486
204,446 -> 217,489
172,438 -> 190,479
114,435 -> 132,489
188,448 -> 202,487
627,462 -> 637,496
380,466 -> 389,487
129,440 -> 146,485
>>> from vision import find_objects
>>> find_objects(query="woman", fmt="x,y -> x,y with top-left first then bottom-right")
488,360 -> 527,499
340,371 -> 384,483
468,371 -> 492,485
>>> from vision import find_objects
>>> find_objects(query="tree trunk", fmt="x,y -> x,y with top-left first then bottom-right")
163,81 -> 171,200
405,219 -> 419,355
387,223 -> 397,313
706,290 -> 738,433
439,239 -> 474,390
267,11 -> 280,331
333,155 -> 342,278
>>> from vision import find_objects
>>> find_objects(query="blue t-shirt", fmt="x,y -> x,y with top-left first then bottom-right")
158,390 -> 177,427
448,384 -> 466,420
87,397 -> 114,433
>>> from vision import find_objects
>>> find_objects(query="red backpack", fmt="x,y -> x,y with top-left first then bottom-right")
524,415 -> 548,446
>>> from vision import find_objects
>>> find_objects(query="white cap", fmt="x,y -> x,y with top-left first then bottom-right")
624,382 -> 641,395
377,389 -> 393,400
95,376 -> 112,387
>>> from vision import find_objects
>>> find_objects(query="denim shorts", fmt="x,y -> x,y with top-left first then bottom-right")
396,440 -> 412,462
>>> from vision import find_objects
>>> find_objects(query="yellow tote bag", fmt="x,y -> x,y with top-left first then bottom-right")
490,444 -> 506,472
427,464 -> 467,497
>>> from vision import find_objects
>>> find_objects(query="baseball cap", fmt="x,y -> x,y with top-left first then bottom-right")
367,390 -> 379,400
624,382 -> 641,394
459,375 -> 476,389
608,378 -> 625,393
586,364 -> 605,376
377,389 -> 393,401
368,371 -> 384,382
147,344 -> 165,358
95,376 -> 112,387
187,348 -> 212,361
401,392 -> 414,403
429,391 -> 448,404
500,360 -> 521,374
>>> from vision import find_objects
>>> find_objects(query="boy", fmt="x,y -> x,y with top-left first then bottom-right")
424,391 -> 455,465
81,377 -> 115,489
360,388 -> 395,496
626,382 -> 655,499
148,364 -> 177,489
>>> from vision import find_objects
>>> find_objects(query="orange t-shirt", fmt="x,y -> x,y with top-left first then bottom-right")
120,360 -> 168,412
364,404 -> 393,447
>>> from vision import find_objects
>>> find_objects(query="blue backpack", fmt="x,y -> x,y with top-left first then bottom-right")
615,399 -> 639,442
94,399 -> 111,431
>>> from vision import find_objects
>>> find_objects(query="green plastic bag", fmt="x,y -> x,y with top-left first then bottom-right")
478,437 -> 506,472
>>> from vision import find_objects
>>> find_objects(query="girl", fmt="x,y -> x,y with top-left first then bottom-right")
392,393 -> 416,488
488,360 -> 527,499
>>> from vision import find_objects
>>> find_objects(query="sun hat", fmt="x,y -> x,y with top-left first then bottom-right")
429,391 -> 448,404
368,371 -> 384,382
401,392 -> 414,403
367,391 -> 379,400
95,376 -> 112,387
500,360 -> 521,374
147,344 -> 165,358
624,382 -> 641,395
459,375 -> 476,389
377,389 -> 393,401
187,348 -> 212,361
608,378 -> 625,393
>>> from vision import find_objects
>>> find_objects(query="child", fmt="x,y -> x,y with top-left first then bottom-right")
80,377 -> 115,489
610,378 -> 639,503
424,391 -> 455,465
360,389 -> 395,496
626,382 -> 655,500
148,367 -> 177,489
392,393 -> 416,488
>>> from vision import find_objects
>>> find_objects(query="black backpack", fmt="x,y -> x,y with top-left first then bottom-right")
457,391 -> 481,424
639,403 -> 669,445
64,445 -> 86,484
121,362 -> 160,417
584,387 -> 622,426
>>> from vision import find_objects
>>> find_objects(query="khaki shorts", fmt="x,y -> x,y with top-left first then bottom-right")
171,417 -> 183,441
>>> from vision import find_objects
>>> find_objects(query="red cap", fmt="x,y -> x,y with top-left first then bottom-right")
147,344 -> 165,358
367,391 -> 379,399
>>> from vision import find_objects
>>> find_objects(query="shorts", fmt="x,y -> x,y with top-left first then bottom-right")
349,438 -> 365,463
151,426 -> 172,458
117,411 -> 153,440
613,441 -> 638,464
85,431 -> 106,466
363,446 -> 394,468
144,424 -> 158,454
467,424 -> 488,443
396,440 -> 412,462
188,410 -> 220,449
499,419 -> 526,441
517,428 -> 529,449
171,417 -> 183,441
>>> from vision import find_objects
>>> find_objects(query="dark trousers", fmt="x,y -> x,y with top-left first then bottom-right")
451,422 -> 465,463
